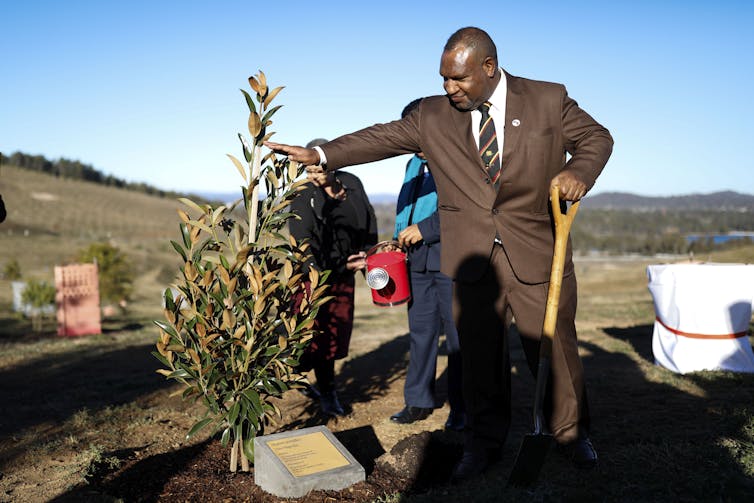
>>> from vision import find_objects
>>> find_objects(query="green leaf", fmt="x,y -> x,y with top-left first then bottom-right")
238,133 -> 252,163
240,89 -> 256,114
151,350 -> 170,367
243,435 -> 255,463
228,400 -> 241,425
170,240 -> 188,262
219,254 -> 231,271
220,427 -> 231,447
154,320 -> 179,338
168,368 -> 192,379
180,223 -> 191,249
242,389 -> 264,416
186,417 -> 214,439
261,104 -> 283,124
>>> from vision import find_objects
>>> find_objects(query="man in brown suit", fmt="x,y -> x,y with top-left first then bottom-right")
267,26 -> 613,481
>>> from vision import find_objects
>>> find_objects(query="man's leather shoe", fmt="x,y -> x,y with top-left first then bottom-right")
444,409 -> 466,431
450,447 -> 501,483
390,406 -> 433,424
559,436 -> 598,469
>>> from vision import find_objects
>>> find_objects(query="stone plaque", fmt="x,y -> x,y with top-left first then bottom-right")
254,425 -> 364,497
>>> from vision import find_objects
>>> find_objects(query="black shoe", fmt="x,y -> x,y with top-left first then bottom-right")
319,390 -> 345,417
298,383 -> 320,400
559,436 -> 598,469
444,410 -> 466,431
390,406 -> 433,424
450,447 -> 501,483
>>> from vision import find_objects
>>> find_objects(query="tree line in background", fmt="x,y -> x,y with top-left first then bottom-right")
4,150 -> 752,257
1,151 -> 196,200
370,203 -> 754,256
570,209 -> 754,255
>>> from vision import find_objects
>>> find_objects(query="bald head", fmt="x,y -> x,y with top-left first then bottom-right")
440,27 -> 500,111
444,27 -> 498,67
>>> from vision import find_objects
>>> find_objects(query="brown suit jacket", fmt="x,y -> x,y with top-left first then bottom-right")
322,71 -> 613,284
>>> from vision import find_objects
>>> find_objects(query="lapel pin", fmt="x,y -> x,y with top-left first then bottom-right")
511,119 -> 521,127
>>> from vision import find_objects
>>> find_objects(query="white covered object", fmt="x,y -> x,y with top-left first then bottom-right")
646,263 -> 754,374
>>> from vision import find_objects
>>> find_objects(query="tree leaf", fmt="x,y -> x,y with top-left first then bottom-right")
257,70 -> 268,96
170,240 -> 188,262
228,400 -> 241,425
261,104 -> 283,124
178,197 -> 206,216
248,112 -> 262,138
243,389 -> 264,416
220,427 -> 231,447
248,75 -> 261,95
180,223 -> 191,249
168,368 -> 192,379
227,154 -> 248,183
240,89 -> 256,114
186,417 -> 214,439
263,87 -> 284,109
188,219 -> 213,234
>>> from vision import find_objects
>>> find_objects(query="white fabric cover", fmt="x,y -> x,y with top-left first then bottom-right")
646,263 -> 754,374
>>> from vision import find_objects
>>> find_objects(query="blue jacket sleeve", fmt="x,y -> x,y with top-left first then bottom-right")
415,211 -> 441,245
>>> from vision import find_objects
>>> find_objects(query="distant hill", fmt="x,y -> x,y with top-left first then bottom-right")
581,191 -> 754,211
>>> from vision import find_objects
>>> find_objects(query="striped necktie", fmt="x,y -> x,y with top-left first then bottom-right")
479,102 -> 501,188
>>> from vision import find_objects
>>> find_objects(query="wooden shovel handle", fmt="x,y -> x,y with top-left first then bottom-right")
541,185 -> 580,349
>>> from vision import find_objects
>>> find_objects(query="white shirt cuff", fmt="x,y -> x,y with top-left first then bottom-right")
312,146 -> 328,166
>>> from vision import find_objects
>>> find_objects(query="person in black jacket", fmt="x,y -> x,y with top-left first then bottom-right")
289,138 -> 378,416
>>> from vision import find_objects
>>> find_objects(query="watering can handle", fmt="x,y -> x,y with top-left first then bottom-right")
366,240 -> 405,257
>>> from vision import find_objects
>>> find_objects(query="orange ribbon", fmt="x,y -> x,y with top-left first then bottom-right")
655,317 -> 748,339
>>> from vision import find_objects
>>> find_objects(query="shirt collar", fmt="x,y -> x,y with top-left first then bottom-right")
486,68 -> 507,113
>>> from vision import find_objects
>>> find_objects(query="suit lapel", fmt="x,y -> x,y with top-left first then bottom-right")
502,71 -> 525,165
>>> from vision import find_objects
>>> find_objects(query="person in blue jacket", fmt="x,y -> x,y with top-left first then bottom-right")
390,98 -> 465,430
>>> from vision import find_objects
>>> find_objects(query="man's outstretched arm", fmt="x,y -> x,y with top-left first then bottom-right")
264,142 -> 322,165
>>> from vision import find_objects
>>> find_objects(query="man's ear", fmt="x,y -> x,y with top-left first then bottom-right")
483,56 -> 497,77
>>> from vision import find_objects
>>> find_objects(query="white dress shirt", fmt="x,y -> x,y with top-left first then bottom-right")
471,69 -> 507,153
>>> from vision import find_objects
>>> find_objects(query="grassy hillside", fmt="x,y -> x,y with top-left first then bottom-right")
0,164 -> 200,317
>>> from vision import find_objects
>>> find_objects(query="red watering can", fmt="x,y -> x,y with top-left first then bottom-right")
365,240 -> 411,307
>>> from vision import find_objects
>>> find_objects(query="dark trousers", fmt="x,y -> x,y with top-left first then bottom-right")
404,269 -> 464,412
453,246 -> 589,451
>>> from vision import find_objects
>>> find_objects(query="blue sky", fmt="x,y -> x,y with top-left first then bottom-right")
1,0 -> 752,197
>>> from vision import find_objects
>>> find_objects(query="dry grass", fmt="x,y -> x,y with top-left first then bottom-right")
2,167 -> 754,501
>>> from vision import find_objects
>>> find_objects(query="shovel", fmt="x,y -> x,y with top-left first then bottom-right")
508,184 -> 580,487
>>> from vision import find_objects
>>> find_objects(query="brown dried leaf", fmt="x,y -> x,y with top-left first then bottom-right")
308,268 -> 320,288
217,265 -> 230,285
248,75 -> 261,94
184,262 -> 198,281
227,154 -> 248,183
263,86 -> 284,108
196,323 -> 207,338
257,70 -> 268,95
248,112 -> 262,138
283,260 -> 293,280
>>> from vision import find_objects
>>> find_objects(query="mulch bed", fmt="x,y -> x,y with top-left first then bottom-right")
56,431 -> 462,502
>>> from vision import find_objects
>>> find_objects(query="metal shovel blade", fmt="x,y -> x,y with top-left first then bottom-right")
508,432 -> 554,487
